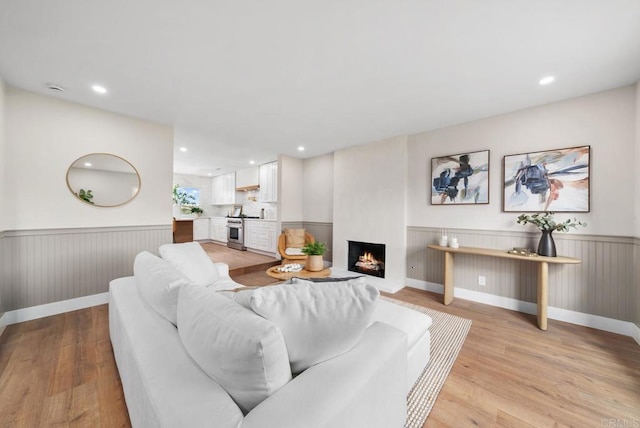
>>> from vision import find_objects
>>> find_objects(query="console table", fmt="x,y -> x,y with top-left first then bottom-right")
427,245 -> 581,330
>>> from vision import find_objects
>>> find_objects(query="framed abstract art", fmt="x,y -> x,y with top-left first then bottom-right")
430,150 -> 490,205
502,145 -> 590,212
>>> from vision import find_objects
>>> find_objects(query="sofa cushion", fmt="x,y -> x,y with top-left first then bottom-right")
159,242 -> 220,287
134,251 -> 190,325
249,280 -> 379,374
177,285 -> 292,415
284,247 -> 305,256
284,228 -> 305,248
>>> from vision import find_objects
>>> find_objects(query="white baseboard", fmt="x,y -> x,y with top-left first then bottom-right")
632,323 -> 640,346
0,321 -> 6,338
0,292 -> 109,327
331,268 -> 404,294
405,279 -> 639,344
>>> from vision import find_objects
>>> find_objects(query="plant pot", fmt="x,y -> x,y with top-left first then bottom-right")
305,255 -> 324,272
537,230 -> 557,257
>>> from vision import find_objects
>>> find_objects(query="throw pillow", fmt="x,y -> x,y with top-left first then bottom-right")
250,279 -> 380,374
284,247 -> 305,256
159,242 -> 220,287
284,228 -> 305,248
133,251 -> 191,325
178,285 -> 292,415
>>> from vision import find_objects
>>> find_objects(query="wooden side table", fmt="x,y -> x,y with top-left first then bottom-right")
266,266 -> 332,281
427,244 -> 581,330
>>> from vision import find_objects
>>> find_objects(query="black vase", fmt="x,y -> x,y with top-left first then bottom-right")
537,230 -> 556,257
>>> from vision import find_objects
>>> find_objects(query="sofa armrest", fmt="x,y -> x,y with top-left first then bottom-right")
215,262 -> 231,278
241,322 -> 407,428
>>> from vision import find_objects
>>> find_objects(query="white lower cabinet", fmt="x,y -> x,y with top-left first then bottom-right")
244,220 -> 277,253
193,218 -> 210,240
210,218 -> 228,243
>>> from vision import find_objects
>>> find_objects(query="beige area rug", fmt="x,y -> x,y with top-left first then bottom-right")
382,297 -> 473,428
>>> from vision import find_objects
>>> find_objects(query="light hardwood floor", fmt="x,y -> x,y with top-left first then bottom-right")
1,252 -> 638,427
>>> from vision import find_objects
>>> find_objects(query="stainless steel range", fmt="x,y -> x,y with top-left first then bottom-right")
226,217 -> 246,250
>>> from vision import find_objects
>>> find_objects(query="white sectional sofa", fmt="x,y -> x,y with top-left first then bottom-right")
109,244 -> 432,428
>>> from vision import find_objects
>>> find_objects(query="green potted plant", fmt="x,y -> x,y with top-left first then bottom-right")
190,206 -> 204,217
301,241 -> 327,272
516,212 -> 586,257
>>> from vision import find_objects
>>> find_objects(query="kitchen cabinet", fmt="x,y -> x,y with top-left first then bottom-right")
244,220 -> 277,253
193,218 -> 210,241
259,162 -> 278,202
235,166 -> 259,191
212,173 -> 236,205
210,218 -> 228,243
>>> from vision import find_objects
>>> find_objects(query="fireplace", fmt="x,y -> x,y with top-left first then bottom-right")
348,241 -> 386,278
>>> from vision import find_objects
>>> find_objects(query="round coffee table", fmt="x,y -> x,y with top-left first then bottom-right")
266,266 -> 332,281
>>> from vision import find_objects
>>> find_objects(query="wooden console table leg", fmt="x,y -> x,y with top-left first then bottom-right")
537,262 -> 549,330
443,251 -> 454,305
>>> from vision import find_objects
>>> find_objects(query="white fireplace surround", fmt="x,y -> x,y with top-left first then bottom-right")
332,137 -> 408,294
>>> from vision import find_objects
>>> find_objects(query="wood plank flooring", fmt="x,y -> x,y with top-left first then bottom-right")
200,241 -> 281,276
393,287 -> 640,427
1,250 -> 638,427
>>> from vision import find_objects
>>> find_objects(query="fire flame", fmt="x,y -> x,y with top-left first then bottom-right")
359,252 -> 377,263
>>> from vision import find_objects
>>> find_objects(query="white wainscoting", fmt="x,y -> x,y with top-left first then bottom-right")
0,225 -> 172,312
407,226 -> 636,323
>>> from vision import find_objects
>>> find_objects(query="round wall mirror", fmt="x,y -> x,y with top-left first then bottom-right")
66,153 -> 141,207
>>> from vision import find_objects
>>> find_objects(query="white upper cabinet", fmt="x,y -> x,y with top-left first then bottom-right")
211,172 -> 236,205
235,166 -> 259,191
259,162 -> 278,202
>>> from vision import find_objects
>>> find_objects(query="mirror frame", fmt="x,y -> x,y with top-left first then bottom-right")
66,153 -> 141,207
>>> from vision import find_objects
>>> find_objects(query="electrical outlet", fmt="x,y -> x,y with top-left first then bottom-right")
478,275 -> 486,286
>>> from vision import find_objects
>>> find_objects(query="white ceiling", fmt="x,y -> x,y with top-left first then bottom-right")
1,0 -> 639,176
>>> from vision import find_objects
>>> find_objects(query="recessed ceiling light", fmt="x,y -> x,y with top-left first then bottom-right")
91,84 -> 107,94
539,76 -> 555,86
249,160 -> 255,165
298,146 -> 305,151
207,173 -> 213,176
179,147 -> 188,152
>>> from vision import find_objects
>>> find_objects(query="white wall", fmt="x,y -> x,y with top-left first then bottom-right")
303,153 -> 334,223
0,78 -> 6,231
635,82 -> 640,329
407,85 -> 637,237
635,82 -> 640,238
279,155 -> 304,222
5,87 -> 174,230
333,136 -> 408,292
0,78 -> 5,317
